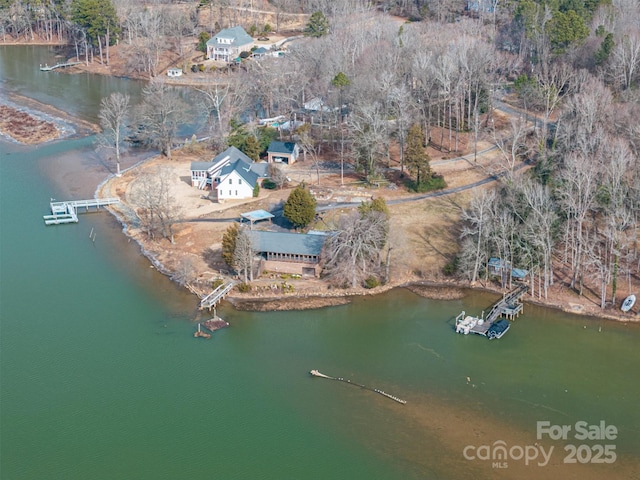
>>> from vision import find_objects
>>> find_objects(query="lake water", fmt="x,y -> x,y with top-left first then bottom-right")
1,46 -> 639,479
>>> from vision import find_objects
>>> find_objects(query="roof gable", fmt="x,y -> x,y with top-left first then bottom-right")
218,159 -> 259,187
207,26 -> 253,48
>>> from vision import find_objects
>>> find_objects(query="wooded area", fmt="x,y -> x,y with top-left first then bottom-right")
3,0 -> 639,306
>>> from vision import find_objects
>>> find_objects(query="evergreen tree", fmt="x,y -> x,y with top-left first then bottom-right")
284,183 -> 317,229
221,223 -> 239,269
304,11 -> 329,38
71,0 -> 119,47
197,32 -> 211,53
405,124 -> 431,186
244,135 -> 261,161
358,197 -> 389,217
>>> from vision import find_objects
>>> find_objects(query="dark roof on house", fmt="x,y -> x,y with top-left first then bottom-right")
219,159 -> 259,187
212,145 -> 253,165
251,231 -> 326,256
191,161 -> 212,171
206,26 -> 253,48
253,47 -> 269,55
267,141 -> 297,155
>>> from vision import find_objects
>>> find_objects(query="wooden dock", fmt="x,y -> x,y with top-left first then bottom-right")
310,370 -> 407,405
39,62 -> 81,72
199,282 -> 234,310
455,284 -> 528,337
44,198 -> 120,225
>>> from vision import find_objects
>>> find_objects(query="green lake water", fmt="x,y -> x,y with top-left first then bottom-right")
1,46 -> 639,479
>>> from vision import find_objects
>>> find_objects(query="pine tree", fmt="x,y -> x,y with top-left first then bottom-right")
304,11 -> 329,38
284,184 -> 317,229
222,223 -> 239,269
405,124 -> 431,186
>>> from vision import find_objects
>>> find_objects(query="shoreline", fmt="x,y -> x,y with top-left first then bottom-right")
95,154 -> 640,324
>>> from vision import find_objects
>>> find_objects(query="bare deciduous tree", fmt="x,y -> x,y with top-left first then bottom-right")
233,227 -> 255,283
137,80 -> 189,159
97,92 -> 130,175
134,166 -> 182,242
322,210 -> 389,288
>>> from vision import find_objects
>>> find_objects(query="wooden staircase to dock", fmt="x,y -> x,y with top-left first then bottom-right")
199,282 -> 234,310
485,284 -> 528,323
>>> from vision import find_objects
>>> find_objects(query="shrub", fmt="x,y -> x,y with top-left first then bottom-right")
212,278 -> 224,289
443,257 -> 459,276
237,282 -> 252,293
364,276 -> 380,289
253,183 -> 260,197
262,178 -> 277,190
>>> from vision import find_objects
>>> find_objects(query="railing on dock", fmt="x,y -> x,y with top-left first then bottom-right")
199,282 -> 234,310
485,284 -> 528,323
44,198 -> 120,225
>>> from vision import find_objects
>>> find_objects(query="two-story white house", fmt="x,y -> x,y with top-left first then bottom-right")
206,26 -> 254,62
190,146 -> 268,202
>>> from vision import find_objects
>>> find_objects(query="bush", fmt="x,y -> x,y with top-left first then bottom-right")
364,276 -> 380,289
253,183 -> 260,197
239,51 -> 250,59
406,174 -> 447,193
443,257 -> 459,276
262,178 -> 277,190
237,282 -> 252,293
212,278 -> 224,289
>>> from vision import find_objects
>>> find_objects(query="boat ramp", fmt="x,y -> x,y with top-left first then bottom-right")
43,198 -> 120,225
455,285 -> 528,338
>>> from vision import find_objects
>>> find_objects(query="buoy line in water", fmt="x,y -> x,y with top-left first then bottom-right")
310,370 -> 407,405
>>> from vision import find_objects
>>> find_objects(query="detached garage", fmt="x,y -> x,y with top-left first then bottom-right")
267,141 -> 300,165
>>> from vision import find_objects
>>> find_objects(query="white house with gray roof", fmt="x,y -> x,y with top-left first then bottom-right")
206,26 -> 254,62
190,146 -> 268,202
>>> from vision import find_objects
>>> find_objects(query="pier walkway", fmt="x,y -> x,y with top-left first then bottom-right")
455,284 -> 528,337
44,198 -> 120,225
199,282 -> 234,310
39,62 -> 82,72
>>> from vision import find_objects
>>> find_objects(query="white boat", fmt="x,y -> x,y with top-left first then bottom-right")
621,295 -> 636,313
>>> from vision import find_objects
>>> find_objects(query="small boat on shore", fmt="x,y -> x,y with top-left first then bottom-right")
621,295 -> 636,313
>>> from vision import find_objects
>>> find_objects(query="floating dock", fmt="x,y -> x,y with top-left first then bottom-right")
43,198 -> 120,225
309,369 -> 406,405
455,285 -> 528,338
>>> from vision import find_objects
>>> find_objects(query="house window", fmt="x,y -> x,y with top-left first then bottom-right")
229,190 -> 232,196
238,179 -> 242,185
235,190 -> 238,196
229,178 -> 233,184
